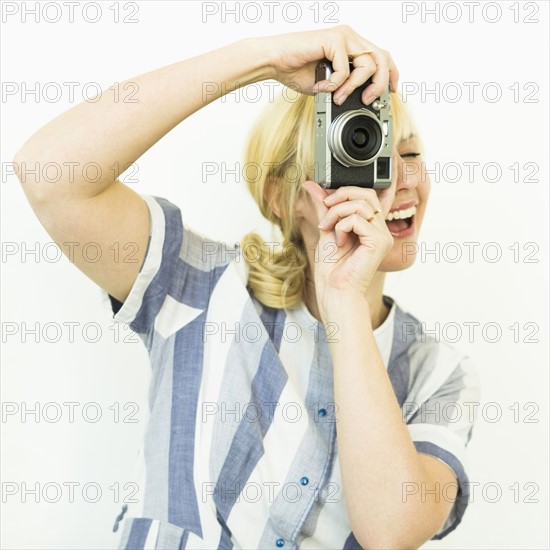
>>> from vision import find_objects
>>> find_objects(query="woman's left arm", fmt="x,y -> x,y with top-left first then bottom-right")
325,293 -> 458,550
303,181 -> 459,549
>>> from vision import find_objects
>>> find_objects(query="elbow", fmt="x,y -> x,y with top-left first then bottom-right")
12,147 -> 30,188
12,148 -> 49,206
355,523 -> 436,550
12,148 -> 24,182
356,535 -> 423,550
355,536 -> 414,550
12,140 -> 32,175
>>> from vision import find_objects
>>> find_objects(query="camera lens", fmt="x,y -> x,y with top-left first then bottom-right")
328,110 -> 384,167
341,115 -> 382,161
352,129 -> 368,147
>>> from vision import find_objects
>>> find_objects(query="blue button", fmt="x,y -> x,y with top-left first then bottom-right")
276,539 -> 285,548
318,408 -> 327,417
112,504 -> 128,532
300,476 -> 309,486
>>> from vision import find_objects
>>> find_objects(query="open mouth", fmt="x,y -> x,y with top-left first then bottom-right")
385,205 -> 416,238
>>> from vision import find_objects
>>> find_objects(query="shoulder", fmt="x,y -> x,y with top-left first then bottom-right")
386,297 -> 481,406
100,193 -> 251,344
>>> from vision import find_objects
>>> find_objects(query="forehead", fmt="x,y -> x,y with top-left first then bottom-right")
398,135 -> 418,146
389,94 -> 418,144
393,117 -> 416,145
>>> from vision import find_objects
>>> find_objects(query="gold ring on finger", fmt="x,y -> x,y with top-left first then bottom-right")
367,209 -> 381,223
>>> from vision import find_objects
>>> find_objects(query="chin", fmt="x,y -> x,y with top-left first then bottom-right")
379,239 -> 419,272
380,213 -> 424,272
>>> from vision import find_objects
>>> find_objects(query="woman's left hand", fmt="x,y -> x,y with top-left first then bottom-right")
303,180 -> 394,316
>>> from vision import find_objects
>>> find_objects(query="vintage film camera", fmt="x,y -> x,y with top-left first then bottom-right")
314,58 -> 393,189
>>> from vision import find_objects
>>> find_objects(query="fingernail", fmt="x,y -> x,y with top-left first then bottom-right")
334,94 -> 346,105
323,195 -> 335,204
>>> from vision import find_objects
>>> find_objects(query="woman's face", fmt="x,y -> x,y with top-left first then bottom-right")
296,135 -> 431,272
377,135 -> 431,271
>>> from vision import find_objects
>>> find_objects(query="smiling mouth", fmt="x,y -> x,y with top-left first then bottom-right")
385,205 -> 416,237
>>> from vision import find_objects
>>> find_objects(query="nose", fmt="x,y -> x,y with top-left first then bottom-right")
392,151 -> 419,191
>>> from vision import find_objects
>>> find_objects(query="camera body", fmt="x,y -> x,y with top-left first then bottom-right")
313,59 -> 393,189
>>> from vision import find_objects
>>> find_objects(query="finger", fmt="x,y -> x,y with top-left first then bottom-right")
329,43 -> 352,90
324,188 -> 386,231
312,78 -> 341,94
387,53 -> 400,92
318,199 -> 376,230
313,43 -> 351,94
333,61 -> 375,105
323,186 -> 382,212
302,180 -> 330,225
334,214 -> 375,247
361,49 -> 390,104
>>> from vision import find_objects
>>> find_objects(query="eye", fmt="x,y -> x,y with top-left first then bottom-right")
400,152 -> 421,159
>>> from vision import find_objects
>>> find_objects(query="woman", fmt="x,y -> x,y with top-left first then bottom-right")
14,25 -> 479,550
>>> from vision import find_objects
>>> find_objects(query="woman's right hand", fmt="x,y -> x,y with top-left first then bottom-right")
262,25 -> 399,105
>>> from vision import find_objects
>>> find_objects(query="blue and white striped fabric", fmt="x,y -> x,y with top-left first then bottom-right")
100,194 -> 480,549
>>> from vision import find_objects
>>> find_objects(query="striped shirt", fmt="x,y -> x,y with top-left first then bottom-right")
100,194 -> 480,549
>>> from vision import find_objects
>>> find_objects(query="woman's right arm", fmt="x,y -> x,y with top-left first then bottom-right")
12,38 -> 277,303
14,38 -> 276,204
13,26 -> 396,304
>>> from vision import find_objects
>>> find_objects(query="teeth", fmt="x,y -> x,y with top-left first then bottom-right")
385,205 -> 417,221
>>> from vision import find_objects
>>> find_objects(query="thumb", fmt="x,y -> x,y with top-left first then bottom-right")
302,180 -> 330,227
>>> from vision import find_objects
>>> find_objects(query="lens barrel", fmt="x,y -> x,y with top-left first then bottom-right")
327,110 -> 384,167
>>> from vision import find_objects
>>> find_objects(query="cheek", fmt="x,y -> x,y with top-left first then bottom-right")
295,196 -> 318,227
418,169 -> 431,197
378,244 -> 416,271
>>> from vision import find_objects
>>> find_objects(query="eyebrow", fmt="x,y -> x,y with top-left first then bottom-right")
397,134 -> 417,145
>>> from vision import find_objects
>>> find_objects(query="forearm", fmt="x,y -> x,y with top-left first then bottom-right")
326,293 -> 445,549
14,37 -> 273,201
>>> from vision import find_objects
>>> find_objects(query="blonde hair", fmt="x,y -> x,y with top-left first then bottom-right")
240,89 -> 419,310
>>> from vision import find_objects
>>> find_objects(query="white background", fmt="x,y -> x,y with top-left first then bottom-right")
1,1 -> 548,549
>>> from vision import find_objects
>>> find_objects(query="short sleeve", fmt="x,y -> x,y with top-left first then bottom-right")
99,194 -> 241,349
404,346 -> 481,539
